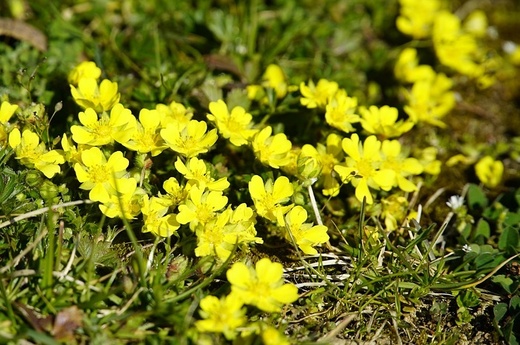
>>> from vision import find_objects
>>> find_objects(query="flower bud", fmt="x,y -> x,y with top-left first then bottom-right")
297,144 -> 322,185
39,180 -> 60,201
25,170 -> 43,188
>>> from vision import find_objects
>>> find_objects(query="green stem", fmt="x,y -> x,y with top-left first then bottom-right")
167,257 -> 230,303
42,214 -> 55,298
358,197 -> 366,262
0,277 -> 15,322
112,175 -> 147,285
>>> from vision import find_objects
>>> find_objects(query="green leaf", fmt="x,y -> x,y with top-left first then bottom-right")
467,184 -> 488,210
474,252 -> 503,270
460,223 -> 472,240
474,219 -> 490,241
511,295 -> 520,310
498,227 -> 520,252
515,188 -> 520,208
491,275 -> 514,294
494,302 -> 508,323
505,212 -> 520,228
456,289 -> 480,308
503,313 -> 520,345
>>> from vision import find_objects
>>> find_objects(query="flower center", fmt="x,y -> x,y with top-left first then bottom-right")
89,164 -> 110,183
356,159 -> 374,178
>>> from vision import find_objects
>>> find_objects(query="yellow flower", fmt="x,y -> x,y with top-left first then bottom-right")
248,175 -> 294,225
194,218 -> 235,260
161,177 -> 188,207
381,194 -> 410,231
9,128 -> 65,178
71,104 -> 136,146
174,157 -> 229,191
296,144 -> 323,184
507,43 -> 520,66
161,120 -> 218,158
155,101 -> 193,128
195,294 -> 246,340
68,61 -> 101,85
251,126 -> 292,169
70,78 -> 121,113
433,11 -> 480,77
247,64 -> 293,102
284,206 -> 329,254
226,258 -> 299,312
334,134 -> 394,204
324,89 -> 360,133
396,0 -> 441,39
176,185 -> 228,231
403,73 -> 455,127
416,147 -> 442,175
300,79 -> 339,109
0,101 -> 18,145
263,64 -> 290,99
73,147 -> 129,202
319,133 -> 344,197
475,156 -> 503,188
261,325 -> 291,345
433,10 -> 495,88
141,195 -> 180,237
207,100 -> 258,146
224,203 -> 261,244
279,147 -> 300,178
61,133 -> 85,164
380,139 -> 423,192
195,204 -> 262,261
359,105 -> 414,138
394,48 -> 435,83
121,108 -> 168,156
463,10 -> 488,38
246,84 -> 265,102
0,101 -> 18,123
98,177 -> 145,219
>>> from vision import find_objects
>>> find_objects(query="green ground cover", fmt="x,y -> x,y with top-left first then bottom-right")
1,0 -> 520,344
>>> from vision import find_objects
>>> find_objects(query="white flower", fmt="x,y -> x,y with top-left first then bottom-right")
446,195 -> 464,211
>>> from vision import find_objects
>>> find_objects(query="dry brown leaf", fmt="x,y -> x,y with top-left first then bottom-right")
52,306 -> 83,342
0,18 -> 47,51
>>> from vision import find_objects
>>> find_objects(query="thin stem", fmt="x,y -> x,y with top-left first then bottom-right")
307,183 -> 323,225
0,199 -> 93,229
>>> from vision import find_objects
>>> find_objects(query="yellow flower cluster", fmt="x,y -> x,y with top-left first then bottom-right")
433,10 -> 498,88
2,57 -> 442,241
247,64 -> 297,104
394,47 -> 456,128
475,156 -> 503,188
245,63 -> 437,214
248,175 -> 329,254
334,134 -> 423,204
196,258 -> 298,341
9,128 -> 65,178
397,0 -> 499,89
396,0 -> 441,39
446,153 -> 504,189
297,81 -> 434,202
69,61 -> 120,113
1,100 -> 67,178
62,62 -> 269,260
207,99 -> 293,169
